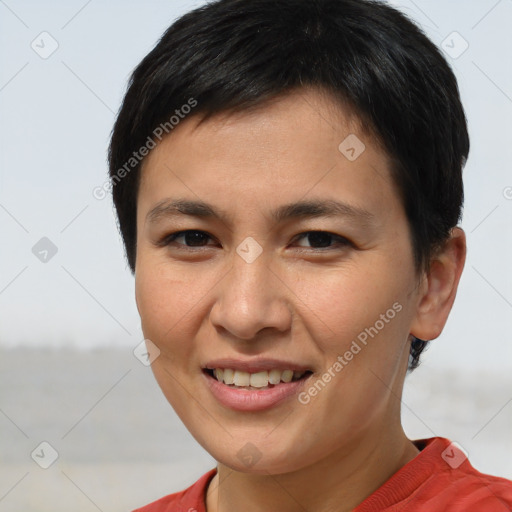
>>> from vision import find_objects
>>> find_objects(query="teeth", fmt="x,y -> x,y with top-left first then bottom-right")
268,369 -> 282,385
250,371 -> 269,388
233,370 -> 250,387
223,368 -> 235,385
281,370 -> 293,383
211,368 -> 307,387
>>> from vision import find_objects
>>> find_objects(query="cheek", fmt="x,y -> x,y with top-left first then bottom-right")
135,252 -> 231,368
135,263 -> 206,416
136,269 -> 170,339
135,260 -> 198,350
289,262 -> 410,352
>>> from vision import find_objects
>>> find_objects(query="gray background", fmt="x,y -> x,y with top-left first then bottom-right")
0,0 -> 511,511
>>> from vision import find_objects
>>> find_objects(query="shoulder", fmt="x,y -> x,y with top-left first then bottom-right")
445,457 -> 512,510
411,438 -> 512,511
356,437 -> 512,511
132,469 -> 217,512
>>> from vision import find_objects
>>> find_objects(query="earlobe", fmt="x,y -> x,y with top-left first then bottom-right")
410,227 -> 466,341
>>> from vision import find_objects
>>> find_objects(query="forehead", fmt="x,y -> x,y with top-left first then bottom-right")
137,88 -> 398,221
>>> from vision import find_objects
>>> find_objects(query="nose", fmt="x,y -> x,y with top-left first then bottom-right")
209,253 -> 293,341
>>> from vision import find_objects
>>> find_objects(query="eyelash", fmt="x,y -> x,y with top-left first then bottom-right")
157,229 -> 353,251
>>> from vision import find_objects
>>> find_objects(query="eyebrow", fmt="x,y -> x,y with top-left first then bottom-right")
145,198 -> 375,226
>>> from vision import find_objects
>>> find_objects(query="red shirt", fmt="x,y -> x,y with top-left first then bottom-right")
133,437 -> 512,511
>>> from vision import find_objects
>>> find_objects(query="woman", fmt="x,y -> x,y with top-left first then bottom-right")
108,0 -> 512,510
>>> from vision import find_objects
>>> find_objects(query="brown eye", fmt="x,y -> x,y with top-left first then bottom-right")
161,230 -> 215,247
294,231 -> 351,249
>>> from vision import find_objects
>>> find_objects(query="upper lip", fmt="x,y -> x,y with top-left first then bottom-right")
203,358 -> 312,373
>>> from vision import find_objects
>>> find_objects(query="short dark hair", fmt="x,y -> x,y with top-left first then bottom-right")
108,0 -> 469,371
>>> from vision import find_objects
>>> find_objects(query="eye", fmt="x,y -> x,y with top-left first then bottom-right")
293,231 -> 352,249
158,229 -> 217,248
157,229 -> 352,251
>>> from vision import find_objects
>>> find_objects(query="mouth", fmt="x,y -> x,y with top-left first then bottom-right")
201,358 -> 315,411
203,367 -> 313,390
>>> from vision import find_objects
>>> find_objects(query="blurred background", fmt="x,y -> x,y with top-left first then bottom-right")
1,0 -> 511,510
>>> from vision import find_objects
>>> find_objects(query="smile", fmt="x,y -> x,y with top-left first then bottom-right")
206,368 -> 310,389
202,364 -> 313,411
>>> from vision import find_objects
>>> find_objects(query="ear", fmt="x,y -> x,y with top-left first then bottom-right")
410,227 -> 466,341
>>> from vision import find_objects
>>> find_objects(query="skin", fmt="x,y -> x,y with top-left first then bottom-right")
134,88 -> 466,512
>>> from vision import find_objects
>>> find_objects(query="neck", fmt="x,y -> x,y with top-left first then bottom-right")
205,425 -> 419,512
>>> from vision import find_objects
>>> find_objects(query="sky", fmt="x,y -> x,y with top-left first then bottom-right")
0,0 -> 511,370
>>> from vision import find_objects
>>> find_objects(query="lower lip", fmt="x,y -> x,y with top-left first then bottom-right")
203,371 -> 311,412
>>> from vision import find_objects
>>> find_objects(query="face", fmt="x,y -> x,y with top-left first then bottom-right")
135,89 -> 424,474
